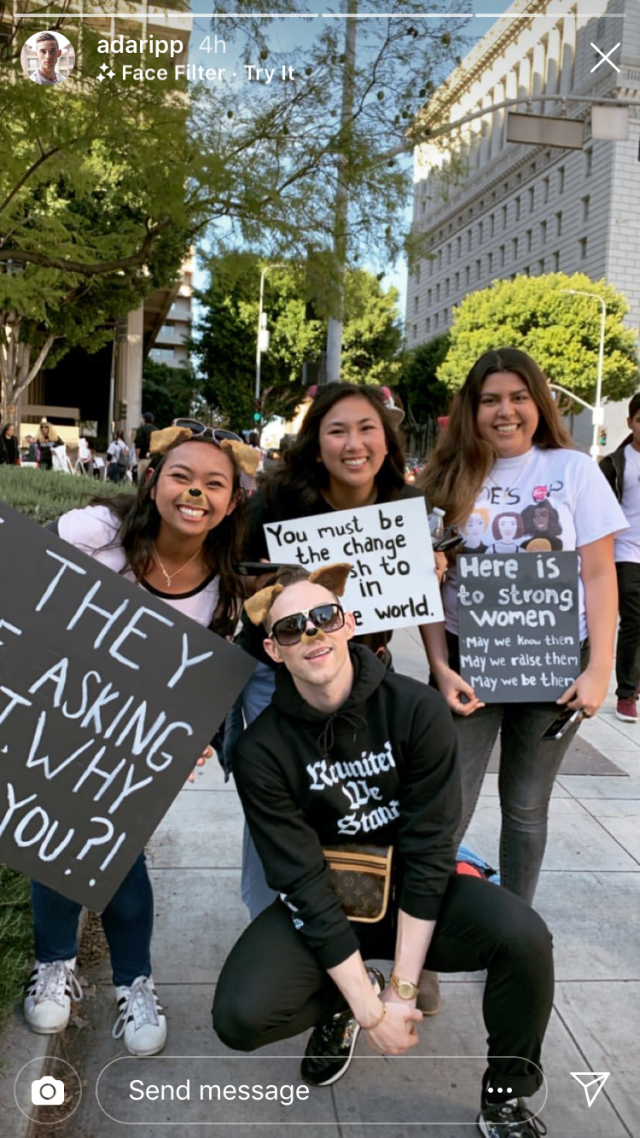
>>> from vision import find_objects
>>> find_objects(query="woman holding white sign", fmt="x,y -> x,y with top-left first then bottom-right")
25,425 -> 257,1055
420,347 -> 626,905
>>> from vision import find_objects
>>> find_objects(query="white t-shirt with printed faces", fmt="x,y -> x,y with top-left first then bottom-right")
614,444 -> 640,564
58,504 -> 221,628
443,446 -> 627,640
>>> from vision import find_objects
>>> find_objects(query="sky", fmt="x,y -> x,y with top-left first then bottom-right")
183,1 -> 515,322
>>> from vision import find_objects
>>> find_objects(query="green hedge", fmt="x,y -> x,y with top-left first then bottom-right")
0,467 -> 134,1023
0,466 -> 135,523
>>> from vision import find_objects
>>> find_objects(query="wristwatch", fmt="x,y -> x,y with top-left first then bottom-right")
389,971 -> 420,1000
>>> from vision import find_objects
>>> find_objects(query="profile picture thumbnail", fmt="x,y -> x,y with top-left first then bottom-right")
21,31 -> 75,86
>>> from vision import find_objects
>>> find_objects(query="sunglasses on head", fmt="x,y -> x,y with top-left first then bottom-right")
270,603 -> 345,647
172,419 -> 243,445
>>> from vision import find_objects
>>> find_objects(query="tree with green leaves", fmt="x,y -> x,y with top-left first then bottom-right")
141,359 -> 197,427
0,6 -> 194,423
191,255 -> 403,429
203,1 -> 467,378
397,334 -> 451,456
438,273 -> 639,405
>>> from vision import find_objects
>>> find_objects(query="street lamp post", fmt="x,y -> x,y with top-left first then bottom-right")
255,263 -> 287,431
559,289 -> 607,459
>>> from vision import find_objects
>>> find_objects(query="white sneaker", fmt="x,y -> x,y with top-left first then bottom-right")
113,976 -> 167,1057
24,958 -> 83,1034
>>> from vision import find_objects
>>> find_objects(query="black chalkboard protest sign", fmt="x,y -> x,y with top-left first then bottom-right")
263,498 -> 444,634
0,503 -> 255,910
457,551 -> 581,702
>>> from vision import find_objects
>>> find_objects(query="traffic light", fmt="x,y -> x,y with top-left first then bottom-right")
253,398 -> 261,423
599,428 -> 607,447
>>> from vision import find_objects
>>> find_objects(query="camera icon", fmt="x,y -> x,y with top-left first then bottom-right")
31,1076 -> 65,1106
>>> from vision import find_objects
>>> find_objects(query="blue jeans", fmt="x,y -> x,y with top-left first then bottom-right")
224,661 -> 278,920
31,852 -> 153,986
445,633 -> 589,906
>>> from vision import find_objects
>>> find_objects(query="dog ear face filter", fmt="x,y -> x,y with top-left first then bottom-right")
244,562 -> 353,629
149,427 -> 260,477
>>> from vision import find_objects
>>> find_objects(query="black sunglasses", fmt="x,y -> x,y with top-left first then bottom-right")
270,603 -> 345,647
172,419 -> 243,445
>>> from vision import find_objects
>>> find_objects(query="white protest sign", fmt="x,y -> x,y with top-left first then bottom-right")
264,498 -> 443,634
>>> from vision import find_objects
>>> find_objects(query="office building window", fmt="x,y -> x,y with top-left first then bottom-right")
582,195 -> 590,222
543,176 -> 550,203
443,307 -> 449,323
413,323 -> 418,340
446,277 -> 450,296
526,229 -> 532,253
553,250 -> 560,271
428,288 -> 432,305
455,271 -> 460,290
499,245 -> 505,267
490,213 -> 495,237
436,283 -> 441,301
558,166 -> 565,193
585,148 -> 592,177
414,296 -> 419,314
434,312 -> 439,329
421,199 -> 427,214
437,250 -> 442,268
512,236 -> 518,259
425,316 -> 431,334
446,243 -> 451,264
488,251 -> 493,273
467,228 -> 472,251
476,259 -> 481,280
579,237 -> 588,260
528,187 -> 534,212
478,220 -> 483,244
502,204 -> 508,227
538,258 -> 544,275
456,235 -> 461,257
540,219 -> 547,244
556,211 -> 562,237
414,264 -> 421,284
530,162 -> 536,176
465,265 -> 470,285
515,196 -> 521,221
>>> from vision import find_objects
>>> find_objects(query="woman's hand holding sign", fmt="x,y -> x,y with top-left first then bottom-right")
187,744 -> 214,784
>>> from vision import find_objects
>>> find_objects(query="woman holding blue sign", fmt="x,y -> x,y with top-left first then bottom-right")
420,347 -> 626,905
24,426 -> 257,1056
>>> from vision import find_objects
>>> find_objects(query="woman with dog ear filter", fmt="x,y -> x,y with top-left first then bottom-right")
24,424 -> 258,1057
227,382 -> 443,1015
419,347 -> 626,906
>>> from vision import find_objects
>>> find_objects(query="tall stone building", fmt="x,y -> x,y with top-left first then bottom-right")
407,0 -> 640,373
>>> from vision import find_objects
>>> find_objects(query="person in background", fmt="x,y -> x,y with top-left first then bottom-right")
0,423 -> 20,465
134,412 -> 155,482
420,347 -> 626,906
36,421 -> 60,471
77,436 -> 93,476
239,430 -> 261,498
600,392 -> 640,723
107,431 -> 130,483
23,435 -> 39,463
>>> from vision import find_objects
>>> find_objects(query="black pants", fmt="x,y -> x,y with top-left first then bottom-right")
213,874 -> 553,1100
615,562 -> 640,698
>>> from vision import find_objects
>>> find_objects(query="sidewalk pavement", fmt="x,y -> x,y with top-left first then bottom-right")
2,627 -> 639,1137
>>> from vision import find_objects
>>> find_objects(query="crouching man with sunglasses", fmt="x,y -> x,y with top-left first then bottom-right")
213,564 -> 553,1138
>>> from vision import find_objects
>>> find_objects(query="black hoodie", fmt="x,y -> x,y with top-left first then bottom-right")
233,643 -> 461,969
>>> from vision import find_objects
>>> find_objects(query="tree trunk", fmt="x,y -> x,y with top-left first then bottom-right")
324,0 -> 357,384
0,311 -> 56,424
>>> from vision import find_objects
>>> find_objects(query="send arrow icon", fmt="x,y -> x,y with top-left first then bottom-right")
570,1071 -> 611,1107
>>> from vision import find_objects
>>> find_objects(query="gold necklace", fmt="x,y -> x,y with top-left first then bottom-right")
152,544 -> 203,589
